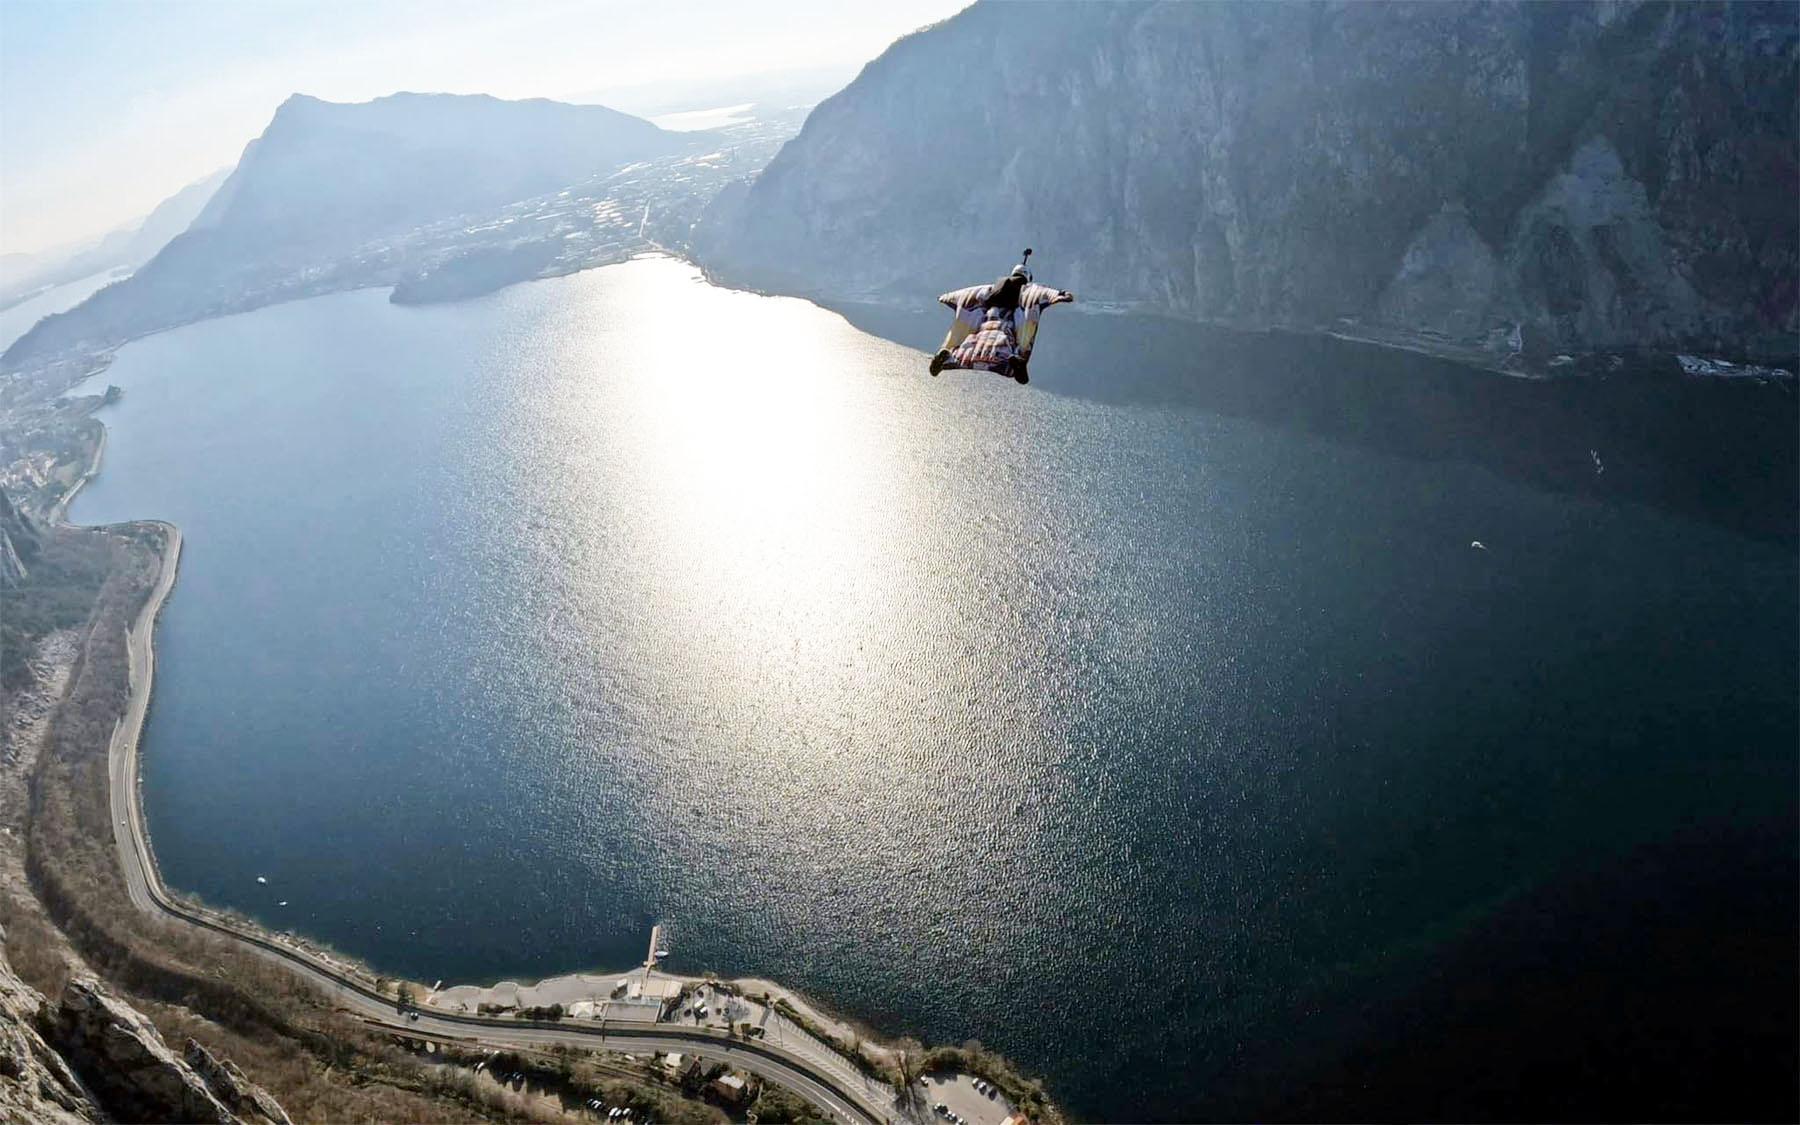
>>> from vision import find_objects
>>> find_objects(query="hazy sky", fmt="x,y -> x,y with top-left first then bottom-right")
0,0 -> 968,258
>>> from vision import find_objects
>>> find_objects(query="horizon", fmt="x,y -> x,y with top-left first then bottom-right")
0,0 -> 968,258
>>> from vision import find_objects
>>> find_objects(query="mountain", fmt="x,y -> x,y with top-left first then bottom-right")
188,92 -> 677,252
701,0 -> 1799,366
86,171 -> 231,272
3,93 -> 681,368
0,170 -> 227,309
0,253 -> 42,290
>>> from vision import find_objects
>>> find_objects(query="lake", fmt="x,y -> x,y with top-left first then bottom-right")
70,257 -> 1797,1120
0,268 -> 129,351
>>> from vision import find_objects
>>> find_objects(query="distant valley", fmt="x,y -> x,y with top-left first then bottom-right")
0,168 -> 227,311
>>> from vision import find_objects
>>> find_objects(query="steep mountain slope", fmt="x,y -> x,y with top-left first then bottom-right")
703,0 -> 1798,363
85,171 -> 231,273
0,951 -> 97,1124
0,486 -> 41,588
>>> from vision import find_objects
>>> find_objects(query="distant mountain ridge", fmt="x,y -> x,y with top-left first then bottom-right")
702,0 -> 1799,366
3,93 -> 683,367
190,92 -> 678,251
0,170 -> 227,309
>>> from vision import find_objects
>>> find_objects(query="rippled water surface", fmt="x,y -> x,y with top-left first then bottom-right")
71,259 -> 1797,1119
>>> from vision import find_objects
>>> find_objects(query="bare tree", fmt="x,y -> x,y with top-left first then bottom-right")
894,1038 -> 926,1107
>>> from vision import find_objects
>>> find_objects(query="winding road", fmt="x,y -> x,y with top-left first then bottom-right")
105,525 -> 898,1124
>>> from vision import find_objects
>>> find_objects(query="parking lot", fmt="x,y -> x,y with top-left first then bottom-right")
674,981 -> 759,1034
919,1071 -> 1017,1125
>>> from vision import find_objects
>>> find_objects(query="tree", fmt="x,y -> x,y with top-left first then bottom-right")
893,1038 -> 926,1105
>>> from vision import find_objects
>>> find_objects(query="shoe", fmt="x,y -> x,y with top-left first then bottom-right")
929,349 -> 951,376
1012,362 -> 1030,385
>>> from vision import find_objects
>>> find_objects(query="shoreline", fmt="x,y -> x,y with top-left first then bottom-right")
95,520 -> 896,1122
38,254 -> 1788,1115
5,342 -> 1047,1120
34,258 -> 914,1027
54,364 -> 980,1122
54,276 -> 899,1042
108,519 -> 179,914
99,516 -> 911,1040
46,416 -> 104,524
34,253 -> 1791,1115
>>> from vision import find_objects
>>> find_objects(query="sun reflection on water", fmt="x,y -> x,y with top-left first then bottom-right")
495,261 -> 1098,921
69,252 -> 1800,1120
598,268 -> 925,749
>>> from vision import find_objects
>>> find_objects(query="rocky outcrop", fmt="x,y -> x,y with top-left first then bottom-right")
183,1039 -> 293,1125
389,238 -> 566,305
0,940 -> 100,1124
0,944 -> 293,1125
703,0 -> 1798,365
41,975 -> 286,1125
0,488 -> 41,589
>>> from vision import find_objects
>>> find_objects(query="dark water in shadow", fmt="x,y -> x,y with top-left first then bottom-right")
835,300 -> 1799,546
72,261 -> 1797,1121
1246,820 -> 1796,1122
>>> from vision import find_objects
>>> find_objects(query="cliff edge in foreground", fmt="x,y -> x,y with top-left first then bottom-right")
0,935 -> 290,1125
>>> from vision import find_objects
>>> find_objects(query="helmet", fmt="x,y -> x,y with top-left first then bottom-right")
1008,264 -> 1032,283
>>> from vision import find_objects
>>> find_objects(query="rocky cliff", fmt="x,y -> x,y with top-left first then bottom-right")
0,949 -> 98,1124
0,488 -> 41,589
0,933 -> 290,1125
44,977 -> 240,1124
182,1038 -> 293,1125
702,0 -> 1798,365
37,975 -> 291,1125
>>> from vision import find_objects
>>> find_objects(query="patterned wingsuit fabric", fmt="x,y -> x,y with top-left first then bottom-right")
937,282 -> 1069,373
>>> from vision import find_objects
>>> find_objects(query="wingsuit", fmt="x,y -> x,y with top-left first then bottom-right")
930,255 -> 1073,384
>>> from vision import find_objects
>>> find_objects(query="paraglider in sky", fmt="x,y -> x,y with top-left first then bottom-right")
929,249 -> 1074,385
